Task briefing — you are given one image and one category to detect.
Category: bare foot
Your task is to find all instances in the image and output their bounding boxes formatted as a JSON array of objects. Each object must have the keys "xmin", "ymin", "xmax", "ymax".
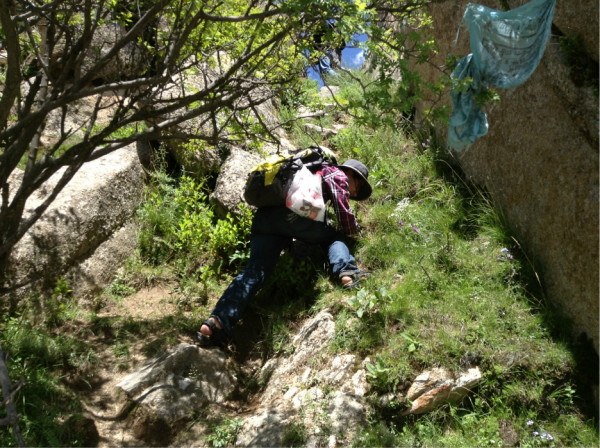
[
  {"xmin": 200, "ymin": 316, "xmax": 223, "ymax": 336},
  {"xmin": 341, "ymin": 276, "xmax": 352, "ymax": 286}
]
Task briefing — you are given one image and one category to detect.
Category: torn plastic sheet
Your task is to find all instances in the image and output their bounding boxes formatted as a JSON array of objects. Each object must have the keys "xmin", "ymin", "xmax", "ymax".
[{"xmin": 447, "ymin": 0, "xmax": 556, "ymax": 152}]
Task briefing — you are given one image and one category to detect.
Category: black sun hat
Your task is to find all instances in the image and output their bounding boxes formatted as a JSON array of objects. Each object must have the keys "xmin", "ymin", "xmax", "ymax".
[{"xmin": 339, "ymin": 159, "xmax": 373, "ymax": 201}]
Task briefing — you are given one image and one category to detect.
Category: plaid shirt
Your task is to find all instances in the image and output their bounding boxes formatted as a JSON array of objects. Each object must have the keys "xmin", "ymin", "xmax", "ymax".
[{"xmin": 320, "ymin": 165, "xmax": 360, "ymax": 236}]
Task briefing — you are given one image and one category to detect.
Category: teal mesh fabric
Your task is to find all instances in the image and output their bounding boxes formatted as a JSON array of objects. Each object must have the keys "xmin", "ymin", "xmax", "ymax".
[{"xmin": 447, "ymin": 0, "xmax": 556, "ymax": 151}]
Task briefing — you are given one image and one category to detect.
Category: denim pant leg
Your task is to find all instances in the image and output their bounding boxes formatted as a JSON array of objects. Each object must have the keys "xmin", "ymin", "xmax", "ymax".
[
  {"xmin": 328, "ymin": 239, "xmax": 359, "ymax": 279},
  {"xmin": 254, "ymin": 207, "xmax": 359, "ymax": 278},
  {"xmin": 211, "ymin": 232, "xmax": 290, "ymax": 335},
  {"xmin": 211, "ymin": 207, "xmax": 359, "ymax": 334}
]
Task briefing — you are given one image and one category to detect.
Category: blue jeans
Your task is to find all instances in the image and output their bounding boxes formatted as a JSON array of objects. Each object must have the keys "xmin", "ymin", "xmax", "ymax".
[{"xmin": 210, "ymin": 207, "xmax": 359, "ymax": 335}]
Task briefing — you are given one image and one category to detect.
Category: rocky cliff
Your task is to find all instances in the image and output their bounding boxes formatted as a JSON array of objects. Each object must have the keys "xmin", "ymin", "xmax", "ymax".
[{"xmin": 414, "ymin": 0, "xmax": 599, "ymax": 353}]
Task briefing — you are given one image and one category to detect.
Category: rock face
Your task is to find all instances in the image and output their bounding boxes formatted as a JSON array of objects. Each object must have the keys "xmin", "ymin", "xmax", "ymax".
[
  {"xmin": 236, "ymin": 310, "xmax": 369, "ymax": 447},
  {"xmin": 145, "ymin": 69, "xmax": 284, "ymax": 179},
  {"xmin": 117, "ymin": 344, "xmax": 237, "ymax": 419},
  {"xmin": 414, "ymin": 0, "xmax": 599, "ymax": 352},
  {"xmin": 110, "ymin": 310, "xmax": 369, "ymax": 447},
  {"xmin": 209, "ymin": 147, "xmax": 264, "ymax": 218},
  {"xmin": 6, "ymin": 144, "xmax": 146, "ymax": 306},
  {"xmin": 41, "ymin": 94, "xmax": 123, "ymax": 150},
  {"xmin": 116, "ymin": 344, "xmax": 237, "ymax": 446},
  {"xmin": 68, "ymin": 221, "xmax": 140, "ymax": 304}
]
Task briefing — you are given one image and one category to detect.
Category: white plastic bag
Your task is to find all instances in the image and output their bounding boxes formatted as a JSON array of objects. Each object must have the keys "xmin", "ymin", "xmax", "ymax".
[{"xmin": 285, "ymin": 166, "xmax": 325, "ymax": 221}]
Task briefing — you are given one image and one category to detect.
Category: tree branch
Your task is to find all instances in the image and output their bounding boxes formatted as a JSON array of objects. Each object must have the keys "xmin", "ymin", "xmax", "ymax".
[
  {"xmin": 0, "ymin": 0, "xmax": 22, "ymax": 129},
  {"xmin": 197, "ymin": 7, "xmax": 281, "ymax": 23},
  {"xmin": 0, "ymin": 344, "xmax": 25, "ymax": 447}
]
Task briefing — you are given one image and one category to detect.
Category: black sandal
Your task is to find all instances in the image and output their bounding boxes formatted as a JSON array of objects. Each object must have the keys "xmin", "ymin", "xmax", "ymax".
[
  {"xmin": 196, "ymin": 317, "xmax": 229, "ymax": 348},
  {"xmin": 341, "ymin": 271, "xmax": 371, "ymax": 289}
]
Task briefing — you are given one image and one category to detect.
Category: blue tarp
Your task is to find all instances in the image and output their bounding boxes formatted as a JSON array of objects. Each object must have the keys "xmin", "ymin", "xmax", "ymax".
[{"xmin": 447, "ymin": 0, "xmax": 556, "ymax": 152}]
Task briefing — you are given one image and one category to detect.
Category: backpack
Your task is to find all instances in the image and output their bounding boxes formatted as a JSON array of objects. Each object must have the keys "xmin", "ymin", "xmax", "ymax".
[{"xmin": 243, "ymin": 146, "xmax": 337, "ymax": 208}]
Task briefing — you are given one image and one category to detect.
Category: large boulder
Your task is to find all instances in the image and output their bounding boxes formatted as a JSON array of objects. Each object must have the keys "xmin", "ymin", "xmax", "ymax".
[
  {"xmin": 142, "ymin": 67, "xmax": 223, "ymax": 178},
  {"xmin": 5, "ymin": 144, "xmax": 146, "ymax": 307},
  {"xmin": 144, "ymin": 70, "xmax": 285, "ymax": 179},
  {"xmin": 413, "ymin": 0, "xmax": 599, "ymax": 353},
  {"xmin": 106, "ymin": 311, "xmax": 368, "ymax": 447},
  {"xmin": 82, "ymin": 22, "xmax": 147, "ymax": 83},
  {"xmin": 44, "ymin": 21, "xmax": 147, "ymax": 83},
  {"xmin": 209, "ymin": 147, "xmax": 264, "ymax": 218},
  {"xmin": 68, "ymin": 221, "xmax": 140, "ymax": 304},
  {"xmin": 41, "ymin": 93, "xmax": 123, "ymax": 150},
  {"xmin": 116, "ymin": 344, "xmax": 237, "ymax": 447},
  {"xmin": 117, "ymin": 343, "xmax": 236, "ymax": 417}
]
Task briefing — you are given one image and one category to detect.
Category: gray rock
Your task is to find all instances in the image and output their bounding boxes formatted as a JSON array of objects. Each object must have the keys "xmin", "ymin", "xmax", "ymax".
[
  {"xmin": 238, "ymin": 310, "xmax": 369, "ymax": 446},
  {"xmin": 303, "ymin": 122, "xmax": 338, "ymax": 139},
  {"xmin": 46, "ymin": 21, "xmax": 145, "ymax": 83},
  {"xmin": 319, "ymin": 85, "xmax": 341, "ymax": 101},
  {"xmin": 209, "ymin": 147, "xmax": 264, "ymax": 218},
  {"xmin": 41, "ymin": 93, "xmax": 121, "ymax": 150},
  {"xmin": 405, "ymin": 367, "xmax": 454, "ymax": 401},
  {"xmin": 142, "ymin": 68, "xmax": 222, "ymax": 177},
  {"xmin": 234, "ymin": 409, "xmax": 290, "ymax": 447},
  {"xmin": 254, "ymin": 97, "xmax": 288, "ymax": 139},
  {"xmin": 83, "ymin": 22, "xmax": 146, "ymax": 82},
  {"xmin": 69, "ymin": 220, "xmax": 139, "ymax": 305},
  {"xmin": 117, "ymin": 343, "xmax": 236, "ymax": 422},
  {"xmin": 261, "ymin": 136, "xmax": 297, "ymax": 155},
  {"xmin": 414, "ymin": 0, "xmax": 599, "ymax": 353},
  {"xmin": 328, "ymin": 391, "xmax": 366, "ymax": 433},
  {"xmin": 145, "ymin": 73, "xmax": 284, "ymax": 178},
  {"xmin": 6, "ymin": 144, "xmax": 145, "ymax": 306},
  {"xmin": 403, "ymin": 367, "xmax": 482, "ymax": 415}
]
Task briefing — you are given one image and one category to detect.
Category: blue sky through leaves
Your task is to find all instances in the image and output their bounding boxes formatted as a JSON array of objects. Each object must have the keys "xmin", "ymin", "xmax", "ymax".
[{"xmin": 307, "ymin": 33, "xmax": 367, "ymax": 88}]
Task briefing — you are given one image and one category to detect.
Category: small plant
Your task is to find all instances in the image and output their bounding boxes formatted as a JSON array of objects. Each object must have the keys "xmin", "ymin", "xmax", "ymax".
[
  {"xmin": 107, "ymin": 274, "xmax": 136, "ymax": 298},
  {"xmin": 474, "ymin": 86, "xmax": 501, "ymax": 107},
  {"xmin": 206, "ymin": 417, "xmax": 243, "ymax": 447},
  {"xmin": 523, "ymin": 419, "xmax": 555, "ymax": 447},
  {"xmin": 47, "ymin": 277, "xmax": 74, "ymax": 326},
  {"xmin": 400, "ymin": 332, "xmax": 420, "ymax": 353},
  {"xmin": 209, "ymin": 204, "xmax": 253, "ymax": 266},
  {"xmin": 346, "ymin": 289, "xmax": 376, "ymax": 318},
  {"xmin": 279, "ymin": 77, "xmax": 321, "ymax": 110},
  {"xmin": 52, "ymin": 276, "xmax": 72, "ymax": 298},
  {"xmin": 346, "ymin": 287, "xmax": 389, "ymax": 318},
  {"xmin": 365, "ymin": 354, "xmax": 390, "ymax": 391},
  {"xmin": 111, "ymin": 329, "xmax": 131, "ymax": 370},
  {"xmin": 137, "ymin": 171, "xmax": 253, "ymax": 281},
  {"xmin": 280, "ymin": 422, "xmax": 308, "ymax": 447}
]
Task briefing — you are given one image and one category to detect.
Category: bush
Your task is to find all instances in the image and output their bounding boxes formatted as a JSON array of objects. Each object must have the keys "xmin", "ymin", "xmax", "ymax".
[{"xmin": 137, "ymin": 173, "xmax": 253, "ymax": 278}]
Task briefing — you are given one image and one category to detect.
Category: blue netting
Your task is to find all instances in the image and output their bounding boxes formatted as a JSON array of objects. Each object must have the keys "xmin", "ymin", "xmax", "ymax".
[{"xmin": 447, "ymin": 0, "xmax": 556, "ymax": 152}]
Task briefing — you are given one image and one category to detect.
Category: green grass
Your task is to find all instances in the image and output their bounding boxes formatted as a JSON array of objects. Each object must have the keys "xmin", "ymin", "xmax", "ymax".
[
  {"xmin": 0, "ymin": 315, "xmax": 97, "ymax": 446},
  {"xmin": 319, "ymin": 118, "xmax": 597, "ymax": 446}
]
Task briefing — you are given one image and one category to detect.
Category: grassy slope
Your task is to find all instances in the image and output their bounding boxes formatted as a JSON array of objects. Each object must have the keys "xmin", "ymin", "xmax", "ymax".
[
  {"xmin": 0, "ymin": 77, "xmax": 597, "ymax": 447},
  {"xmin": 321, "ymin": 121, "xmax": 598, "ymax": 447},
  {"xmin": 266, "ymin": 78, "xmax": 598, "ymax": 446}
]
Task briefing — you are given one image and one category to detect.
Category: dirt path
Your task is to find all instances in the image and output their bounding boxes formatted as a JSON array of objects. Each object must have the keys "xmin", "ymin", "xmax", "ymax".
[
  {"xmin": 79, "ymin": 285, "xmax": 185, "ymax": 447},
  {"xmin": 76, "ymin": 282, "xmax": 280, "ymax": 446}
]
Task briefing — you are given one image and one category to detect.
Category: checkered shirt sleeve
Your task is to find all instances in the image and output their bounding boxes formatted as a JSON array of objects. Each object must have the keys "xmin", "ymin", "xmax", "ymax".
[{"xmin": 320, "ymin": 165, "xmax": 360, "ymax": 236}]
